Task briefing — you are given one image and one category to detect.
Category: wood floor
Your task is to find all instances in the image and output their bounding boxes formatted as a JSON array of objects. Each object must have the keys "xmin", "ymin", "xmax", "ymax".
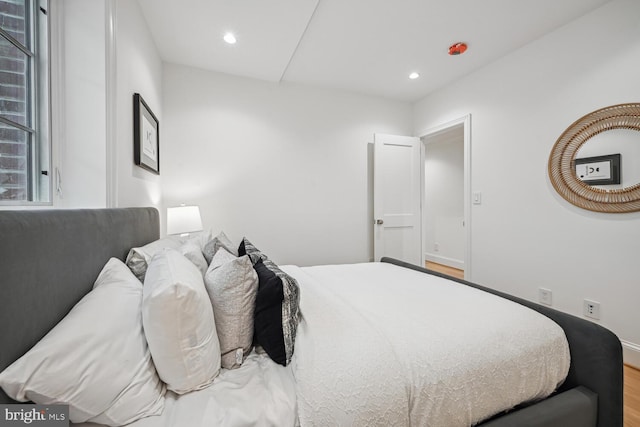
[
  {"xmin": 425, "ymin": 261, "xmax": 465, "ymax": 280},
  {"xmin": 425, "ymin": 261, "xmax": 640, "ymax": 426},
  {"xmin": 626, "ymin": 364, "xmax": 640, "ymax": 427}
]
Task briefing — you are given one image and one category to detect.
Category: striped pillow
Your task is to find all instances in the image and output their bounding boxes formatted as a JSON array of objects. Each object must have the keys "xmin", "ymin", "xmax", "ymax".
[{"xmin": 238, "ymin": 238, "xmax": 300, "ymax": 366}]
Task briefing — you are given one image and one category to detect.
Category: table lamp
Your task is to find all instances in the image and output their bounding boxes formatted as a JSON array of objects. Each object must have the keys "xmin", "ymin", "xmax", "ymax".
[{"xmin": 167, "ymin": 205, "xmax": 203, "ymax": 237}]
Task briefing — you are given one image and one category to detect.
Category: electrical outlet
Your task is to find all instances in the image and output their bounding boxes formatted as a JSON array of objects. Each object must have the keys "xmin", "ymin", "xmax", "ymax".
[
  {"xmin": 539, "ymin": 288, "xmax": 552, "ymax": 305},
  {"xmin": 538, "ymin": 288, "xmax": 552, "ymax": 306},
  {"xmin": 434, "ymin": 242, "xmax": 439, "ymax": 252},
  {"xmin": 584, "ymin": 299, "xmax": 601, "ymax": 320}
]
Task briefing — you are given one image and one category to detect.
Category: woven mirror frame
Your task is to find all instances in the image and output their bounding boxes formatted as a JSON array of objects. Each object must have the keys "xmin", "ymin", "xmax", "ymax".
[{"xmin": 548, "ymin": 103, "xmax": 640, "ymax": 213}]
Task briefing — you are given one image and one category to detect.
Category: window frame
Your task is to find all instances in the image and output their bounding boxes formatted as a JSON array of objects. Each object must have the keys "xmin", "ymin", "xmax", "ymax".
[{"xmin": 0, "ymin": 0, "xmax": 50, "ymax": 206}]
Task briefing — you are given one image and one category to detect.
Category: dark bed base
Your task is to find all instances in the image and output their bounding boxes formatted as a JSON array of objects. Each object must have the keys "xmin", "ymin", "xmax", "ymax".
[
  {"xmin": 0, "ymin": 208, "xmax": 623, "ymax": 427},
  {"xmin": 382, "ymin": 258, "xmax": 623, "ymax": 427}
]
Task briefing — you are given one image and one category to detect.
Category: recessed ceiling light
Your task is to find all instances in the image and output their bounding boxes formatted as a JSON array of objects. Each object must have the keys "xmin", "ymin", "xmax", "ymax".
[
  {"xmin": 409, "ymin": 72, "xmax": 420, "ymax": 80},
  {"xmin": 223, "ymin": 33, "xmax": 237, "ymax": 44}
]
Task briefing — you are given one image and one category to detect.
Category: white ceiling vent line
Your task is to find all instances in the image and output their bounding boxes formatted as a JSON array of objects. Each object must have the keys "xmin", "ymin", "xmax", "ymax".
[{"xmin": 278, "ymin": 0, "xmax": 321, "ymax": 83}]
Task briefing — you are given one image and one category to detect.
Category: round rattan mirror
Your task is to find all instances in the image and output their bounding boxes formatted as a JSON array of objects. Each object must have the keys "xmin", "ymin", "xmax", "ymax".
[{"xmin": 548, "ymin": 103, "xmax": 640, "ymax": 213}]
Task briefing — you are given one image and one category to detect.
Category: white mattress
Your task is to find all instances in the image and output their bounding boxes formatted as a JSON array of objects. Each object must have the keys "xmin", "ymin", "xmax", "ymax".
[
  {"xmin": 283, "ymin": 262, "xmax": 570, "ymax": 427},
  {"xmin": 73, "ymin": 350, "xmax": 297, "ymax": 427}
]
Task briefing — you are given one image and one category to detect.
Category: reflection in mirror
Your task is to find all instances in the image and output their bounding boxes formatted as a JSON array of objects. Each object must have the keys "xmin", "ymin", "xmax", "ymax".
[
  {"xmin": 576, "ymin": 129, "xmax": 640, "ymax": 190},
  {"xmin": 548, "ymin": 103, "xmax": 640, "ymax": 213}
]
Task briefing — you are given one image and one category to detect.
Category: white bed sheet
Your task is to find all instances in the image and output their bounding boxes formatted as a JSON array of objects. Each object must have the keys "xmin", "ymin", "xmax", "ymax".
[
  {"xmin": 283, "ymin": 262, "xmax": 570, "ymax": 427},
  {"xmin": 73, "ymin": 350, "xmax": 297, "ymax": 427}
]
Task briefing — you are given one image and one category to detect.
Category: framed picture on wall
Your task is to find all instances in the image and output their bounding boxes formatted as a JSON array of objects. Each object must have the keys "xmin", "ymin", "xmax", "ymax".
[{"xmin": 133, "ymin": 93, "xmax": 160, "ymax": 174}]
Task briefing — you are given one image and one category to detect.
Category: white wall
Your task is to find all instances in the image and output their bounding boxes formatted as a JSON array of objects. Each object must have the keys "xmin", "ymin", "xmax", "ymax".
[
  {"xmin": 162, "ymin": 63, "xmax": 412, "ymax": 265},
  {"xmin": 114, "ymin": 0, "xmax": 162, "ymax": 212},
  {"xmin": 413, "ymin": 0, "xmax": 640, "ymax": 364},
  {"xmin": 423, "ymin": 127, "xmax": 465, "ymax": 268},
  {"xmin": 52, "ymin": 0, "xmax": 106, "ymax": 208},
  {"xmin": 47, "ymin": 0, "xmax": 163, "ymax": 212}
]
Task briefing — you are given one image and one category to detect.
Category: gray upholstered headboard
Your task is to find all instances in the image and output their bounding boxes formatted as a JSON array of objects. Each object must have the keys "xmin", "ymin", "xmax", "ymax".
[{"xmin": 0, "ymin": 208, "xmax": 160, "ymax": 403}]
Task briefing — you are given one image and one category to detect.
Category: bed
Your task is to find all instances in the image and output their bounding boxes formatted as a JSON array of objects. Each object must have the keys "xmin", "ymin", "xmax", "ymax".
[{"xmin": 0, "ymin": 208, "xmax": 623, "ymax": 426}]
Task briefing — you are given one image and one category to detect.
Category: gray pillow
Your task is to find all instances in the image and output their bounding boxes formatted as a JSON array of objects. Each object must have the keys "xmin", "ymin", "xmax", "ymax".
[
  {"xmin": 126, "ymin": 237, "xmax": 209, "ymax": 282},
  {"xmin": 125, "ymin": 237, "xmax": 183, "ymax": 282},
  {"xmin": 204, "ymin": 249, "xmax": 258, "ymax": 369},
  {"xmin": 203, "ymin": 231, "xmax": 238, "ymax": 264},
  {"xmin": 178, "ymin": 242, "xmax": 208, "ymax": 277}
]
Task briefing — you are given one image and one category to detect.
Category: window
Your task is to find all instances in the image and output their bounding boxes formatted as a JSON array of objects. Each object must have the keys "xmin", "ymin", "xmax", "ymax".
[{"xmin": 0, "ymin": 0, "xmax": 49, "ymax": 203}]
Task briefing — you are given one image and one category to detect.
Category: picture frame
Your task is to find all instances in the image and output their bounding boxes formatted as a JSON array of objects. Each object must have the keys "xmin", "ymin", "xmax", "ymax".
[
  {"xmin": 574, "ymin": 153, "xmax": 621, "ymax": 186},
  {"xmin": 133, "ymin": 93, "xmax": 160, "ymax": 174}
]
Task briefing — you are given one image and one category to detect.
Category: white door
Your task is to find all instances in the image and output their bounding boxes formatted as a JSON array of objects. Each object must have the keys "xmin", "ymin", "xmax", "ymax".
[{"xmin": 373, "ymin": 134, "xmax": 422, "ymax": 266}]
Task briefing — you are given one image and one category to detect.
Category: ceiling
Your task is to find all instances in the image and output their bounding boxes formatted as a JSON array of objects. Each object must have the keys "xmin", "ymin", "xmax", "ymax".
[{"xmin": 137, "ymin": 0, "xmax": 611, "ymax": 102}]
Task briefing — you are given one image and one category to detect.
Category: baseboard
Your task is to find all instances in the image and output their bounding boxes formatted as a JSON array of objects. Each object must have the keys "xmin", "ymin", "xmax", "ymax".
[
  {"xmin": 621, "ymin": 339, "xmax": 640, "ymax": 369},
  {"xmin": 424, "ymin": 253, "xmax": 464, "ymax": 270}
]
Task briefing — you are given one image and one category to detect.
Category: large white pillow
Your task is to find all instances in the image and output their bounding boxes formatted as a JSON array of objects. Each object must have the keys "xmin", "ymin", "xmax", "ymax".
[
  {"xmin": 0, "ymin": 258, "xmax": 165, "ymax": 426},
  {"xmin": 143, "ymin": 248, "xmax": 221, "ymax": 394},
  {"xmin": 205, "ymin": 249, "xmax": 259, "ymax": 369}
]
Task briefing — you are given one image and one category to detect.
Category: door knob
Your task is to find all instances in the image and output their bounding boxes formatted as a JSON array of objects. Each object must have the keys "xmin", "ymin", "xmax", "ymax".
[{"xmin": 375, "ymin": 219, "xmax": 384, "ymax": 225}]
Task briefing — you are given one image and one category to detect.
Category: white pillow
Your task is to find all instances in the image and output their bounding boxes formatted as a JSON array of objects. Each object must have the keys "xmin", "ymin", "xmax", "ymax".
[
  {"xmin": 0, "ymin": 258, "xmax": 165, "ymax": 426},
  {"xmin": 126, "ymin": 236, "xmax": 183, "ymax": 282},
  {"xmin": 179, "ymin": 241, "xmax": 208, "ymax": 276},
  {"xmin": 143, "ymin": 248, "xmax": 221, "ymax": 394},
  {"xmin": 205, "ymin": 249, "xmax": 259, "ymax": 369}
]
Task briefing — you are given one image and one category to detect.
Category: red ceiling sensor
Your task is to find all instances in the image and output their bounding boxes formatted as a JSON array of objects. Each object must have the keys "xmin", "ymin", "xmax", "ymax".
[{"xmin": 448, "ymin": 42, "xmax": 468, "ymax": 56}]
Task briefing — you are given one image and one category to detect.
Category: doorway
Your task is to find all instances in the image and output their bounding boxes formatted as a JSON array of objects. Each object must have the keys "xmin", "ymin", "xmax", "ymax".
[{"xmin": 420, "ymin": 115, "xmax": 471, "ymax": 280}]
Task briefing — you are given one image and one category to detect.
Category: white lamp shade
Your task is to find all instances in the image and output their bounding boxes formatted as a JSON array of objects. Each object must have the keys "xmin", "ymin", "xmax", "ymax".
[{"xmin": 167, "ymin": 205, "xmax": 203, "ymax": 235}]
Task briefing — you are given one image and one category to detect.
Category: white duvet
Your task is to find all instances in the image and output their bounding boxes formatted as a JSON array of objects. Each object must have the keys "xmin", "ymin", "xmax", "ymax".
[
  {"xmin": 73, "ymin": 351, "xmax": 297, "ymax": 427},
  {"xmin": 283, "ymin": 262, "xmax": 570, "ymax": 427},
  {"xmin": 74, "ymin": 262, "xmax": 569, "ymax": 427}
]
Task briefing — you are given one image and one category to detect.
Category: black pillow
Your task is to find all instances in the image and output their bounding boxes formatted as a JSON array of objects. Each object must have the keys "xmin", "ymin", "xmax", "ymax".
[
  {"xmin": 239, "ymin": 238, "xmax": 300, "ymax": 366},
  {"xmin": 252, "ymin": 259, "xmax": 287, "ymax": 364}
]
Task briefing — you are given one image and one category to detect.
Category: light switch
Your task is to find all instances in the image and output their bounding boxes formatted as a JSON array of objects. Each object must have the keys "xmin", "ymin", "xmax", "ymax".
[{"xmin": 473, "ymin": 192, "xmax": 482, "ymax": 205}]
